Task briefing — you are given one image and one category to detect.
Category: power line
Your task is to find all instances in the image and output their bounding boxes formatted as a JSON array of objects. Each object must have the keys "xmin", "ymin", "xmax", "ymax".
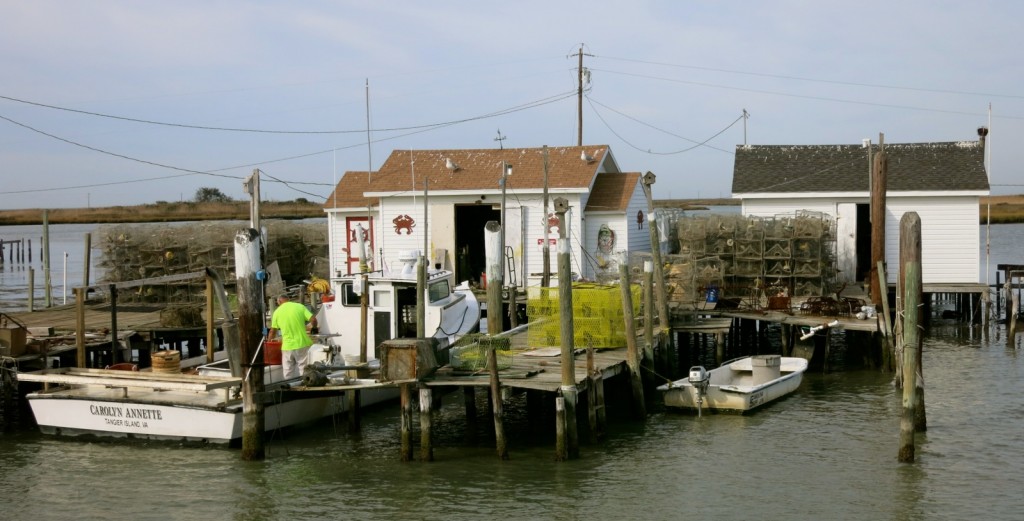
[
  {"xmin": 590, "ymin": 68, "xmax": 1023, "ymax": 120},
  {"xmin": 0, "ymin": 113, "xmax": 323, "ymax": 197},
  {"xmin": 0, "ymin": 89, "xmax": 577, "ymax": 134},
  {"xmin": 0, "ymin": 89, "xmax": 578, "ymax": 197},
  {"xmin": 586, "ymin": 96, "xmax": 739, "ymax": 154},
  {"xmin": 586, "ymin": 97, "xmax": 742, "ymax": 155},
  {"xmin": 597, "ymin": 55, "xmax": 1024, "ymax": 100}
]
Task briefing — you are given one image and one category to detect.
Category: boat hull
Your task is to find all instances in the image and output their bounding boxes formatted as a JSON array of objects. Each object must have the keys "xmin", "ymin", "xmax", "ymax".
[
  {"xmin": 25, "ymin": 384, "xmax": 395, "ymax": 444},
  {"xmin": 657, "ymin": 356, "xmax": 808, "ymax": 413}
]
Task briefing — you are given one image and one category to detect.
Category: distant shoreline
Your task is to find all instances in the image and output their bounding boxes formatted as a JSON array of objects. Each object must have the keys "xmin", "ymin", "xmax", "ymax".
[
  {"xmin": 0, "ymin": 201, "xmax": 325, "ymax": 226},
  {"xmin": 0, "ymin": 195, "xmax": 1022, "ymax": 225}
]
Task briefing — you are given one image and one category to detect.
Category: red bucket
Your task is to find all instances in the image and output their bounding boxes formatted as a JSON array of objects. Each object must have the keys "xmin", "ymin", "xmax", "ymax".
[{"xmin": 264, "ymin": 340, "xmax": 282, "ymax": 365}]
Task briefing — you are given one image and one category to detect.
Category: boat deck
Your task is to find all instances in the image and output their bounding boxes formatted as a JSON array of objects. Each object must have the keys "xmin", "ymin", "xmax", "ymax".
[{"xmin": 20, "ymin": 367, "xmax": 241, "ymax": 408}]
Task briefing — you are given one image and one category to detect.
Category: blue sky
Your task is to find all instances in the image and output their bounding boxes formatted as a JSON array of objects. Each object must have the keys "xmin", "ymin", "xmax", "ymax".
[{"xmin": 1, "ymin": 1, "xmax": 1020, "ymax": 209}]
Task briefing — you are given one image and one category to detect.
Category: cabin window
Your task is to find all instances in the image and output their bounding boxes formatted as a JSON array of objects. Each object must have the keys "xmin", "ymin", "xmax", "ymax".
[
  {"xmin": 341, "ymin": 283, "xmax": 361, "ymax": 306},
  {"xmin": 373, "ymin": 290, "xmax": 392, "ymax": 308},
  {"xmin": 428, "ymin": 280, "xmax": 450, "ymax": 302}
]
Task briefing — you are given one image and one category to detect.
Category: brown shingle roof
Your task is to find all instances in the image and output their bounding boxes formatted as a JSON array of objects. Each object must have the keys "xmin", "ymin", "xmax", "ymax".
[
  {"xmin": 323, "ymin": 146, "xmax": 614, "ymax": 209},
  {"xmin": 585, "ymin": 172, "xmax": 641, "ymax": 212},
  {"xmin": 732, "ymin": 141, "xmax": 989, "ymax": 194},
  {"xmin": 323, "ymin": 171, "xmax": 377, "ymax": 210}
]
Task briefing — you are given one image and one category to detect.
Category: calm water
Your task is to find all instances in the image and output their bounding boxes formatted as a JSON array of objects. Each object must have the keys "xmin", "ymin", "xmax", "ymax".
[{"xmin": 1, "ymin": 222, "xmax": 1022, "ymax": 520}]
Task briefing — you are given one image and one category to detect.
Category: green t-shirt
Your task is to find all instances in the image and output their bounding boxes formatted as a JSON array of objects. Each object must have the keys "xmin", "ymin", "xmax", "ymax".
[{"xmin": 271, "ymin": 301, "xmax": 313, "ymax": 351}]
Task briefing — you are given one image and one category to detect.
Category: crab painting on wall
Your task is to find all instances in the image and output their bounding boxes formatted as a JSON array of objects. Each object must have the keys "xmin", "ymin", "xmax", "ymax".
[{"xmin": 393, "ymin": 214, "xmax": 415, "ymax": 235}]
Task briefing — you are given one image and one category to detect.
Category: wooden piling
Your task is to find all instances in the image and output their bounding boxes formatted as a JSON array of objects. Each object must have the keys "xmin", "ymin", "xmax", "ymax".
[
  {"xmin": 1008, "ymin": 276, "xmax": 1018, "ymax": 347},
  {"xmin": 235, "ymin": 228, "xmax": 266, "ymax": 461},
  {"xmin": 400, "ymin": 383, "xmax": 413, "ymax": 461},
  {"xmin": 554, "ymin": 197, "xmax": 578, "ymax": 460},
  {"xmin": 205, "ymin": 276, "xmax": 216, "ymax": 363},
  {"xmin": 586, "ymin": 347, "xmax": 598, "ymax": 443},
  {"xmin": 485, "ymin": 221, "xmax": 504, "ymax": 335},
  {"xmin": 640, "ymin": 172, "xmax": 673, "ymax": 368},
  {"xmin": 488, "ymin": 346, "xmax": 509, "ymax": 460},
  {"xmin": 463, "ymin": 386, "xmax": 477, "ymax": 420},
  {"xmin": 75, "ymin": 287, "xmax": 85, "ymax": 368},
  {"xmin": 555, "ymin": 396, "xmax": 567, "ymax": 460},
  {"xmin": 43, "ymin": 211, "xmax": 52, "ymax": 308},
  {"xmin": 419, "ymin": 386, "xmax": 433, "ymax": 462},
  {"xmin": 870, "ymin": 134, "xmax": 887, "ymax": 310},
  {"xmin": 82, "ymin": 232, "xmax": 91, "ymax": 288},
  {"xmin": 109, "ymin": 283, "xmax": 119, "ymax": 365},
  {"xmin": 28, "ymin": 268, "xmax": 34, "ymax": 312},
  {"xmin": 877, "ymin": 260, "xmax": 895, "ymax": 372},
  {"xmin": 898, "ymin": 212, "xmax": 921, "ymax": 463},
  {"xmin": 617, "ymin": 252, "xmax": 645, "ymax": 418},
  {"xmin": 643, "ymin": 260, "xmax": 655, "ymax": 368},
  {"xmin": 1010, "ymin": 292, "xmax": 1019, "ymax": 347}
]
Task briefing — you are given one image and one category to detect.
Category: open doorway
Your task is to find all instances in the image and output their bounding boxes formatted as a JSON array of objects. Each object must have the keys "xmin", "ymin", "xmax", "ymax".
[
  {"xmin": 855, "ymin": 203, "xmax": 871, "ymax": 282},
  {"xmin": 455, "ymin": 204, "xmax": 500, "ymax": 285}
]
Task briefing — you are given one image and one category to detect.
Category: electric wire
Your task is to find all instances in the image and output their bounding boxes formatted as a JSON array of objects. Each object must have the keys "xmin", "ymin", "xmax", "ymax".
[
  {"xmin": 0, "ymin": 113, "xmax": 324, "ymax": 198},
  {"xmin": 586, "ymin": 96, "xmax": 741, "ymax": 155},
  {"xmin": 590, "ymin": 68, "xmax": 1020, "ymax": 120},
  {"xmin": 0, "ymin": 89, "xmax": 577, "ymax": 134},
  {"xmin": 0, "ymin": 90, "xmax": 577, "ymax": 197},
  {"xmin": 597, "ymin": 55, "xmax": 1024, "ymax": 100}
]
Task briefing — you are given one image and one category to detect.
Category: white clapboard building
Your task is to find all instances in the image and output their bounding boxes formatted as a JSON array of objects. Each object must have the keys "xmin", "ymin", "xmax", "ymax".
[
  {"xmin": 323, "ymin": 145, "xmax": 653, "ymax": 289},
  {"xmin": 731, "ymin": 132, "xmax": 990, "ymax": 288}
]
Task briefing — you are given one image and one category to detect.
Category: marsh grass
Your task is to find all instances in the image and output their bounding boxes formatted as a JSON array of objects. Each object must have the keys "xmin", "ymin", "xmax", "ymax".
[{"xmin": 0, "ymin": 201, "xmax": 324, "ymax": 225}]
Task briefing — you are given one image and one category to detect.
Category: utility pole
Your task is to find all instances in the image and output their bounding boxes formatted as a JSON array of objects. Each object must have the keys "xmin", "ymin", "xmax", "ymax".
[
  {"xmin": 574, "ymin": 45, "xmax": 593, "ymax": 146},
  {"xmin": 494, "ymin": 128, "xmax": 506, "ymax": 150},
  {"xmin": 742, "ymin": 109, "xmax": 749, "ymax": 147}
]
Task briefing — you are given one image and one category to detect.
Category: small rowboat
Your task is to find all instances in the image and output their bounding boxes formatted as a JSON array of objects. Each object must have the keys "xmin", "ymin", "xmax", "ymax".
[{"xmin": 656, "ymin": 355, "xmax": 808, "ymax": 414}]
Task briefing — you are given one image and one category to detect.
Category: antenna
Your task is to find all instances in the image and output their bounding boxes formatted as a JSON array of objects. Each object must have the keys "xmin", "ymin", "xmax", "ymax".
[
  {"xmin": 494, "ymin": 128, "xmax": 507, "ymax": 150},
  {"xmin": 365, "ymin": 79, "xmax": 372, "ymax": 184}
]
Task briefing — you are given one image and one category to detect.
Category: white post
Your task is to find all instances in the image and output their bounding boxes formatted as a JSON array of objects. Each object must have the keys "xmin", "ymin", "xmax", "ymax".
[{"xmin": 62, "ymin": 251, "xmax": 68, "ymax": 305}]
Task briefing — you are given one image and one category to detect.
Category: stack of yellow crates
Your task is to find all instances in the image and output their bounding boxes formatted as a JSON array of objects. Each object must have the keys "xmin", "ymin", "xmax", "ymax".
[{"xmin": 527, "ymin": 283, "xmax": 641, "ymax": 348}]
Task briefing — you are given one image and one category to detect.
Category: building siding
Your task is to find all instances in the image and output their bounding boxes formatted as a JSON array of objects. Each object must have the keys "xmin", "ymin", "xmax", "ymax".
[{"xmin": 740, "ymin": 195, "xmax": 980, "ymax": 285}]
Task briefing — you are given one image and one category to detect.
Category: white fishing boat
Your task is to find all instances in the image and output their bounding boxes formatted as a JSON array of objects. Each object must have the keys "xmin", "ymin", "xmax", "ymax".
[
  {"xmin": 656, "ymin": 355, "xmax": 808, "ymax": 413},
  {"xmin": 315, "ymin": 249, "xmax": 481, "ymax": 364},
  {"xmin": 19, "ymin": 252, "xmax": 479, "ymax": 444},
  {"xmin": 18, "ymin": 354, "xmax": 393, "ymax": 444}
]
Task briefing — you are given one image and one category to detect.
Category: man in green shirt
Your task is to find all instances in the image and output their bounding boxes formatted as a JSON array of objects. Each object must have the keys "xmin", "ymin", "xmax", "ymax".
[{"xmin": 268, "ymin": 292, "xmax": 317, "ymax": 379}]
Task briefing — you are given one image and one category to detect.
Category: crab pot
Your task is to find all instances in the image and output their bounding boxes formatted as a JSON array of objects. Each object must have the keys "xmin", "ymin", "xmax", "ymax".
[{"xmin": 751, "ymin": 354, "xmax": 781, "ymax": 385}]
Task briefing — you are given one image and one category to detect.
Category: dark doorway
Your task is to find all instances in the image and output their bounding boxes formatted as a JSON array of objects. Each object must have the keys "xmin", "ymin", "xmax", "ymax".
[
  {"xmin": 855, "ymin": 203, "xmax": 871, "ymax": 282},
  {"xmin": 455, "ymin": 204, "xmax": 500, "ymax": 285}
]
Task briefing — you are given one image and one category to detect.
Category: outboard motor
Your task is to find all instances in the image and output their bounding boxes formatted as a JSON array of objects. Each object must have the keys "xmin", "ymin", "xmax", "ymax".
[{"xmin": 688, "ymin": 366, "xmax": 710, "ymax": 417}]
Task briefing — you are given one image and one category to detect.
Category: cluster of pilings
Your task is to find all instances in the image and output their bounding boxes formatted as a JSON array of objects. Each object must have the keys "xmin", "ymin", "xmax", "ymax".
[{"xmin": 0, "ymin": 238, "xmax": 31, "ymax": 265}]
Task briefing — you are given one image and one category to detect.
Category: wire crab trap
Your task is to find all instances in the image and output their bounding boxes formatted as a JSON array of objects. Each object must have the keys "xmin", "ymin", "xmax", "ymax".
[{"xmin": 448, "ymin": 334, "xmax": 512, "ymax": 371}]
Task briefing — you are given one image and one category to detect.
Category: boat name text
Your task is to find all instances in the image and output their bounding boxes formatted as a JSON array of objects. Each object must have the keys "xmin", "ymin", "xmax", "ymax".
[{"xmin": 89, "ymin": 405, "xmax": 164, "ymax": 421}]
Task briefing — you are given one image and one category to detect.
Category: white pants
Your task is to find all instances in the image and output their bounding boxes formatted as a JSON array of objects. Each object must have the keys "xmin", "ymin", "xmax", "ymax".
[{"xmin": 282, "ymin": 345, "xmax": 311, "ymax": 379}]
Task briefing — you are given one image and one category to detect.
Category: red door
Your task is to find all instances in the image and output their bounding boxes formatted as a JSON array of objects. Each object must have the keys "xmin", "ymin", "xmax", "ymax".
[{"xmin": 345, "ymin": 217, "xmax": 374, "ymax": 275}]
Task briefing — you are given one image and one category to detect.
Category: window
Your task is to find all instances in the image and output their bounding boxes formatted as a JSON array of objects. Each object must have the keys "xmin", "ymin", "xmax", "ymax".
[
  {"xmin": 341, "ymin": 283, "xmax": 360, "ymax": 306},
  {"xmin": 428, "ymin": 280, "xmax": 450, "ymax": 302}
]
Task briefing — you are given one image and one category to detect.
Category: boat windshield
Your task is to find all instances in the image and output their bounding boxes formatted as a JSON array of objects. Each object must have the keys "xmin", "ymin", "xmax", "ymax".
[{"xmin": 428, "ymin": 280, "xmax": 450, "ymax": 302}]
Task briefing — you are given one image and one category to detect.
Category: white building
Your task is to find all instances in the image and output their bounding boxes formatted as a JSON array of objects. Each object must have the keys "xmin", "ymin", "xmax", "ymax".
[
  {"xmin": 731, "ymin": 133, "xmax": 990, "ymax": 287},
  {"xmin": 323, "ymin": 145, "xmax": 652, "ymax": 288}
]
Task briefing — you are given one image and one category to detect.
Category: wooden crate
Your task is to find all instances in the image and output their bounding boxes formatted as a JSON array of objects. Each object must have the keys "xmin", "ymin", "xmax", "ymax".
[
  {"xmin": 0, "ymin": 326, "xmax": 28, "ymax": 357},
  {"xmin": 380, "ymin": 338, "xmax": 438, "ymax": 382}
]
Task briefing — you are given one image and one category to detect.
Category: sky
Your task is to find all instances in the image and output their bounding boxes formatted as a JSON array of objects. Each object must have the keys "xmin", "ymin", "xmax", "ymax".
[{"xmin": 1, "ymin": 1, "xmax": 1021, "ymax": 210}]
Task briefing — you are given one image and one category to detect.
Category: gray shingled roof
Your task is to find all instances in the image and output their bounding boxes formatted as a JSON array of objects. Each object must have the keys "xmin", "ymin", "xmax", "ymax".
[{"xmin": 732, "ymin": 141, "xmax": 989, "ymax": 194}]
